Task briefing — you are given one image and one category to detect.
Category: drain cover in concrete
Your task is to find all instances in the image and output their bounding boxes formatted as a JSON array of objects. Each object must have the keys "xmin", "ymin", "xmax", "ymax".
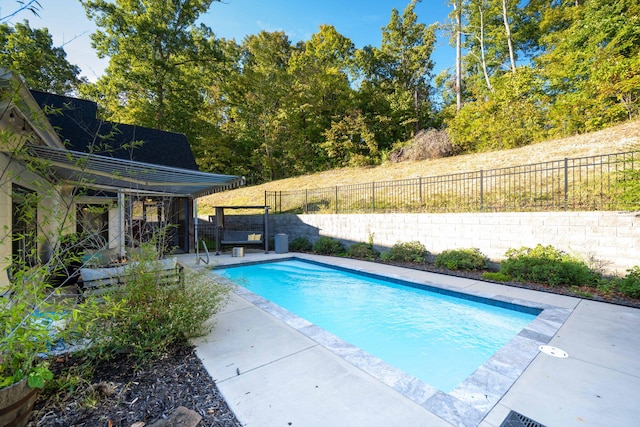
[
  {"xmin": 538, "ymin": 345, "xmax": 568, "ymax": 358},
  {"xmin": 500, "ymin": 410, "xmax": 546, "ymax": 427}
]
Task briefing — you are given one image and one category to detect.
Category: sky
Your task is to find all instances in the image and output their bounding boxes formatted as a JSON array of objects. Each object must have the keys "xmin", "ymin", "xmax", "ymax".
[{"xmin": 3, "ymin": 0, "xmax": 455, "ymax": 82}]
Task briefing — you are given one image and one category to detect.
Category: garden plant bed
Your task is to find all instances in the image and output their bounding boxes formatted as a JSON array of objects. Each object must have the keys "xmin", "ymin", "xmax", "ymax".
[
  {"xmin": 29, "ymin": 344, "xmax": 241, "ymax": 427},
  {"xmin": 379, "ymin": 259, "xmax": 640, "ymax": 309}
]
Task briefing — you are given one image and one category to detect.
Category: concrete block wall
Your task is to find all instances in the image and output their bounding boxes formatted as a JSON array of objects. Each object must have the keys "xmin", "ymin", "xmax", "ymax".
[{"xmin": 235, "ymin": 211, "xmax": 640, "ymax": 276}]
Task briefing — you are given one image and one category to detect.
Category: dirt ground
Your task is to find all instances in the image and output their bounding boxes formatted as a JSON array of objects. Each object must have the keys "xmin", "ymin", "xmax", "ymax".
[{"xmin": 29, "ymin": 344, "xmax": 242, "ymax": 427}]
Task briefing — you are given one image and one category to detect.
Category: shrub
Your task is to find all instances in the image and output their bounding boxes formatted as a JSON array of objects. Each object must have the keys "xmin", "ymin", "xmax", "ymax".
[
  {"xmin": 313, "ymin": 236, "xmax": 345, "ymax": 255},
  {"xmin": 289, "ymin": 237, "xmax": 313, "ymax": 252},
  {"xmin": 347, "ymin": 242, "xmax": 380, "ymax": 260},
  {"xmin": 435, "ymin": 248, "xmax": 487, "ymax": 271},
  {"xmin": 382, "ymin": 241, "xmax": 429, "ymax": 263},
  {"xmin": 482, "ymin": 271, "xmax": 511, "ymax": 282},
  {"xmin": 500, "ymin": 244, "xmax": 595, "ymax": 287},
  {"xmin": 616, "ymin": 266, "xmax": 640, "ymax": 298},
  {"xmin": 86, "ymin": 245, "xmax": 230, "ymax": 362}
]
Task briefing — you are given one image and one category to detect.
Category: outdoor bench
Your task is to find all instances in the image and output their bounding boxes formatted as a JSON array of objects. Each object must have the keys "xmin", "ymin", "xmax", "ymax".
[
  {"xmin": 79, "ymin": 258, "xmax": 183, "ymax": 297},
  {"xmin": 220, "ymin": 230, "xmax": 263, "ymax": 246}
]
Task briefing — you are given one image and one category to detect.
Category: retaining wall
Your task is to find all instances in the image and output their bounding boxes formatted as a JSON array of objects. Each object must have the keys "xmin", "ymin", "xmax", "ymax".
[{"xmin": 223, "ymin": 211, "xmax": 640, "ymax": 275}]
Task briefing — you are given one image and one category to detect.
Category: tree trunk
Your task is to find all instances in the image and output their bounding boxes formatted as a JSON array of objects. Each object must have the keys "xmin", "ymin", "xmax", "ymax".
[
  {"xmin": 455, "ymin": 0, "xmax": 462, "ymax": 111},
  {"xmin": 502, "ymin": 0, "xmax": 517, "ymax": 73},
  {"xmin": 478, "ymin": 5, "xmax": 493, "ymax": 91}
]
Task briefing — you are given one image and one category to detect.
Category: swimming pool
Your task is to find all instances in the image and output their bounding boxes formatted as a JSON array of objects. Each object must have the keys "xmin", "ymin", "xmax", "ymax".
[{"xmin": 215, "ymin": 259, "xmax": 539, "ymax": 392}]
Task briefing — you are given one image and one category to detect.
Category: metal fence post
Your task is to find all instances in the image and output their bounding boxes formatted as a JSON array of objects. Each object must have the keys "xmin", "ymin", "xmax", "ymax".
[
  {"xmin": 480, "ymin": 170, "xmax": 484, "ymax": 211},
  {"xmin": 564, "ymin": 158, "xmax": 569, "ymax": 211},
  {"xmin": 372, "ymin": 182, "xmax": 375, "ymax": 213},
  {"xmin": 419, "ymin": 177, "xmax": 423, "ymax": 210},
  {"xmin": 335, "ymin": 186, "xmax": 339, "ymax": 214}
]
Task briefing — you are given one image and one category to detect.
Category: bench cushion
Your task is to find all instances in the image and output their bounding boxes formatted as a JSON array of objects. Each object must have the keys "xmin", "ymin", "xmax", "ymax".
[{"xmin": 221, "ymin": 230, "xmax": 263, "ymax": 244}]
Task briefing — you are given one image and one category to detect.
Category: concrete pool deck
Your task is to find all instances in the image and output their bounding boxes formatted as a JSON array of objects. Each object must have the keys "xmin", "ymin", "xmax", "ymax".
[{"xmin": 179, "ymin": 251, "xmax": 640, "ymax": 427}]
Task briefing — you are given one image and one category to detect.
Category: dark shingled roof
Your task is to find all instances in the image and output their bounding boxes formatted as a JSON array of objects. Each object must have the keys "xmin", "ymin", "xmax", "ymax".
[{"xmin": 30, "ymin": 90, "xmax": 199, "ymax": 171}]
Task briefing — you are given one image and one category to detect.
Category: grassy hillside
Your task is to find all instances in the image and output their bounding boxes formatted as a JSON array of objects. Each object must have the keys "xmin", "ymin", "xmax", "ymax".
[{"xmin": 198, "ymin": 119, "xmax": 640, "ymax": 215}]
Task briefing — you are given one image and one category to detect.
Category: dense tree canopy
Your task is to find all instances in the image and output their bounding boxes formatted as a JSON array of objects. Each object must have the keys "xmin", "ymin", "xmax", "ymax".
[
  {"xmin": 0, "ymin": 20, "xmax": 82, "ymax": 94},
  {"xmin": 442, "ymin": 0, "xmax": 640, "ymax": 152},
  {"xmin": 1, "ymin": 0, "xmax": 638, "ymax": 182},
  {"xmin": 79, "ymin": 0, "xmax": 222, "ymax": 147}
]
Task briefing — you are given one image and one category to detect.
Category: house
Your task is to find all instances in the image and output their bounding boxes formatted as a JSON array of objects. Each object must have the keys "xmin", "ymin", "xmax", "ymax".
[{"xmin": 0, "ymin": 70, "xmax": 243, "ymax": 289}]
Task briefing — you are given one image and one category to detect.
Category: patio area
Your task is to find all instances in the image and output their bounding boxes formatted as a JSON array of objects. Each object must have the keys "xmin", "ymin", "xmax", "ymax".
[{"xmin": 177, "ymin": 251, "xmax": 640, "ymax": 427}]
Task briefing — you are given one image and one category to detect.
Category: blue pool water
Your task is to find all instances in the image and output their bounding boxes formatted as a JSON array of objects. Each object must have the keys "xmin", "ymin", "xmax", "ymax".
[{"xmin": 215, "ymin": 259, "xmax": 538, "ymax": 392}]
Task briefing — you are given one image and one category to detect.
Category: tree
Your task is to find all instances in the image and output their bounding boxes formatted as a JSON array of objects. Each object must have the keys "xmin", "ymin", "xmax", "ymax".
[
  {"xmin": 536, "ymin": 0, "xmax": 640, "ymax": 134},
  {"xmin": 223, "ymin": 31, "xmax": 295, "ymax": 181},
  {"xmin": 80, "ymin": 0, "xmax": 222, "ymax": 149},
  {"xmin": 288, "ymin": 25, "xmax": 357, "ymax": 170},
  {"xmin": 357, "ymin": 0, "xmax": 436, "ymax": 142},
  {"xmin": 0, "ymin": 20, "xmax": 83, "ymax": 94}
]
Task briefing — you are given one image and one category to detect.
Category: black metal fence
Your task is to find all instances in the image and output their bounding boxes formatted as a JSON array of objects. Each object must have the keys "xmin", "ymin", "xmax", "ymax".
[{"xmin": 265, "ymin": 151, "xmax": 639, "ymax": 214}]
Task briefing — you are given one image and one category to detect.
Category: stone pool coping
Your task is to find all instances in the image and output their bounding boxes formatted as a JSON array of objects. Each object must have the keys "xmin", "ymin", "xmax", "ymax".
[{"xmin": 208, "ymin": 255, "xmax": 569, "ymax": 426}]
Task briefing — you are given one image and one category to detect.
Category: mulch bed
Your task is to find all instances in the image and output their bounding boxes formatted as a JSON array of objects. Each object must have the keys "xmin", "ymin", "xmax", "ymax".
[
  {"xmin": 27, "ymin": 259, "xmax": 639, "ymax": 427},
  {"xmin": 379, "ymin": 260, "xmax": 640, "ymax": 309},
  {"xmin": 29, "ymin": 344, "xmax": 242, "ymax": 427}
]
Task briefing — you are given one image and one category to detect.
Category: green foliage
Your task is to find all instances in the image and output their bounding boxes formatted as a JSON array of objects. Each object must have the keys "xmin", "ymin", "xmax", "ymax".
[
  {"xmin": 482, "ymin": 271, "xmax": 511, "ymax": 282},
  {"xmin": 382, "ymin": 241, "xmax": 429, "ymax": 263},
  {"xmin": 81, "ymin": 0, "xmax": 221, "ymax": 152},
  {"xmin": 86, "ymin": 247, "xmax": 230, "ymax": 362},
  {"xmin": 289, "ymin": 237, "xmax": 313, "ymax": 252},
  {"xmin": 0, "ymin": 20, "xmax": 83, "ymax": 94},
  {"xmin": 536, "ymin": 0, "xmax": 640, "ymax": 135},
  {"xmin": 448, "ymin": 67, "xmax": 548, "ymax": 153},
  {"xmin": 347, "ymin": 242, "xmax": 380, "ymax": 260},
  {"xmin": 614, "ymin": 165, "xmax": 640, "ymax": 209},
  {"xmin": 0, "ymin": 265, "xmax": 104, "ymax": 389},
  {"xmin": 322, "ymin": 110, "xmax": 379, "ymax": 167},
  {"xmin": 435, "ymin": 248, "xmax": 487, "ymax": 271},
  {"xmin": 500, "ymin": 244, "xmax": 596, "ymax": 287},
  {"xmin": 615, "ymin": 266, "xmax": 640, "ymax": 298},
  {"xmin": 312, "ymin": 236, "xmax": 345, "ymax": 255}
]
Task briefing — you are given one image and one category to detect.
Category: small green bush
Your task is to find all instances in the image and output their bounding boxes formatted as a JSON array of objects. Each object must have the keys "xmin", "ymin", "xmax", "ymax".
[
  {"xmin": 289, "ymin": 237, "xmax": 313, "ymax": 252},
  {"xmin": 500, "ymin": 244, "xmax": 595, "ymax": 287},
  {"xmin": 435, "ymin": 248, "xmax": 487, "ymax": 271},
  {"xmin": 616, "ymin": 266, "xmax": 640, "ymax": 298},
  {"xmin": 482, "ymin": 271, "xmax": 511, "ymax": 282},
  {"xmin": 347, "ymin": 242, "xmax": 380, "ymax": 260},
  {"xmin": 381, "ymin": 241, "xmax": 429, "ymax": 263},
  {"xmin": 313, "ymin": 236, "xmax": 345, "ymax": 255}
]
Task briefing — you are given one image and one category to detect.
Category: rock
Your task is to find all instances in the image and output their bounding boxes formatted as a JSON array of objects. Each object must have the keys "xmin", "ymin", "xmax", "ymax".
[{"xmin": 147, "ymin": 406, "xmax": 202, "ymax": 427}]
